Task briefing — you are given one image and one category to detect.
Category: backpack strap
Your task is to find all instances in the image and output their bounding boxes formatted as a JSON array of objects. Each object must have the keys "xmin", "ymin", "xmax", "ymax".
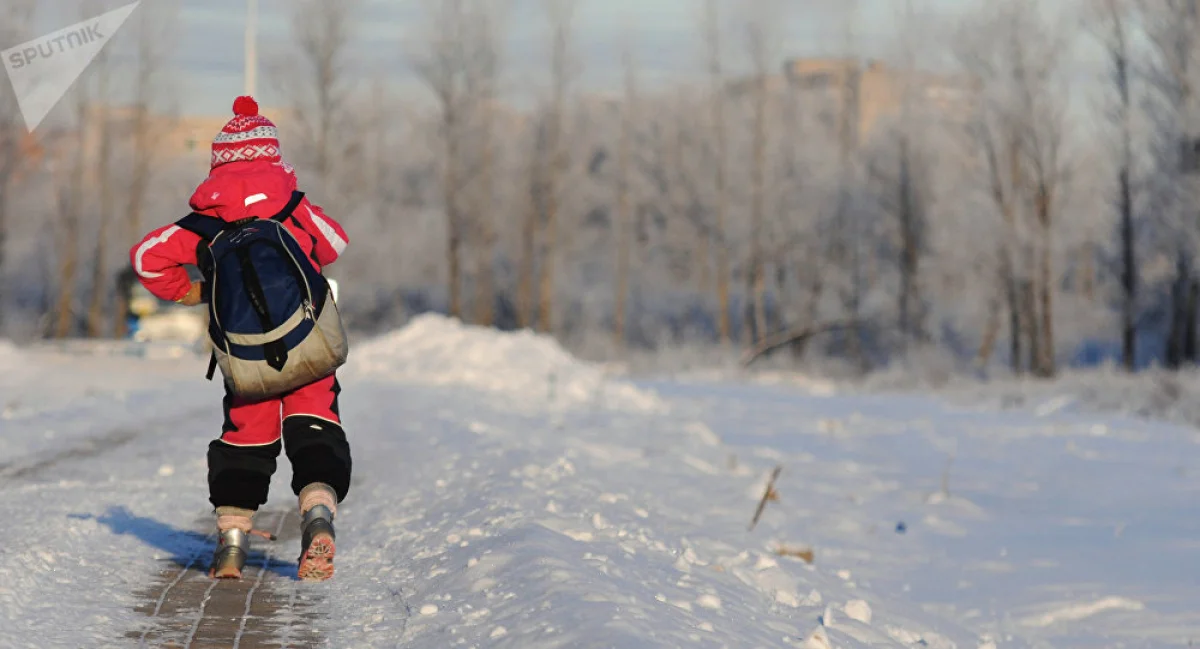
[
  {"xmin": 174, "ymin": 190, "xmax": 304, "ymax": 240},
  {"xmin": 269, "ymin": 191, "xmax": 305, "ymax": 222},
  {"xmin": 174, "ymin": 212, "xmax": 227, "ymax": 243}
]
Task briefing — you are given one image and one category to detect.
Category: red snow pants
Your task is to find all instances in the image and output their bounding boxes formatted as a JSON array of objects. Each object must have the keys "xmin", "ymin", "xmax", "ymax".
[{"xmin": 207, "ymin": 374, "xmax": 352, "ymax": 511}]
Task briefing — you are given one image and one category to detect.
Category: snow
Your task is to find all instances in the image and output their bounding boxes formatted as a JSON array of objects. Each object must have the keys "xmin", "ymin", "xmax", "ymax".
[
  {"xmin": 0, "ymin": 318, "xmax": 1197, "ymax": 647},
  {"xmin": 344, "ymin": 313, "xmax": 666, "ymax": 414},
  {"xmin": 1019, "ymin": 597, "xmax": 1146, "ymax": 629}
]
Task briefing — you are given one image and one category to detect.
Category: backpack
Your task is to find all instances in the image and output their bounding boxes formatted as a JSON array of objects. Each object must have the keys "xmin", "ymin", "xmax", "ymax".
[{"xmin": 174, "ymin": 190, "xmax": 349, "ymax": 400}]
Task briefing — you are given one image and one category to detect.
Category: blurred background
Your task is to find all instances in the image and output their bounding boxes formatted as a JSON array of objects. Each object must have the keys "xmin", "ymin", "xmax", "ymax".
[{"xmin": 0, "ymin": 0, "xmax": 1191, "ymax": 379}]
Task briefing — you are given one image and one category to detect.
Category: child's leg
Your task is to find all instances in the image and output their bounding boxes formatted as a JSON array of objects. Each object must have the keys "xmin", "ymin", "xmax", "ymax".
[
  {"xmin": 280, "ymin": 374, "xmax": 351, "ymax": 506},
  {"xmin": 207, "ymin": 390, "xmax": 283, "ymax": 579},
  {"xmin": 207, "ymin": 390, "xmax": 284, "ymax": 512}
]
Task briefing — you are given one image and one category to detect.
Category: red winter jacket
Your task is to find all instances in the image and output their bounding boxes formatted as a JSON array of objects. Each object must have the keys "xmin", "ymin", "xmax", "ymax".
[{"xmin": 129, "ymin": 160, "xmax": 348, "ymax": 303}]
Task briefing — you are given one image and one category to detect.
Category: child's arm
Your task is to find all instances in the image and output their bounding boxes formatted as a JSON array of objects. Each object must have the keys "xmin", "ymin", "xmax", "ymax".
[
  {"xmin": 128, "ymin": 223, "xmax": 203, "ymax": 303},
  {"xmin": 293, "ymin": 198, "xmax": 349, "ymax": 267}
]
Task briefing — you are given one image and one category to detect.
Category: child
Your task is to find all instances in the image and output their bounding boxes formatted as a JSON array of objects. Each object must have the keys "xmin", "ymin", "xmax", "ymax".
[{"xmin": 129, "ymin": 96, "xmax": 351, "ymax": 581}]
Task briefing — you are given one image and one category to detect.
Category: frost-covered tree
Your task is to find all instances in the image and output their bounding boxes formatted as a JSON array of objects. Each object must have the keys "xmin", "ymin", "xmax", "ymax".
[
  {"xmin": 0, "ymin": 0, "xmax": 36, "ymax": 330},
  {"xmin": 953, "ymin": 0, "xmax": 1074, "ymax": 377}
]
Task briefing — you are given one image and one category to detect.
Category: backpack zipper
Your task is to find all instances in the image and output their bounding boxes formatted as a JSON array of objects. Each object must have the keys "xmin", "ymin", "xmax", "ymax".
[{"xmin": 276, "ymin": 224, "xmax": 315, "ymax": 307}]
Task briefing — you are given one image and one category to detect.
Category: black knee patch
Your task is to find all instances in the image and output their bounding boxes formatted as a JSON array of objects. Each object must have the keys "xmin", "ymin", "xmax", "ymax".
[
  {"xmin": 282, "ymin": 416, "xmax": 352, "ymax": 501},
  {"xmin": 207, "ymin": 439, "xmax": 282, "ymax": 510}
]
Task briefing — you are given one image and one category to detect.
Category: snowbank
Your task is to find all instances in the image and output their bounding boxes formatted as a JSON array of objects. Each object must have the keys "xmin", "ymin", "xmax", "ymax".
[
  {"xmin": 0, "ymin": 339, "xmax": 21, "ymax": 363},
  {"xmin": 860, "ymin": 363, "xmax": 1200, "ymax": 430},
  {"xmin": 726, "ymin": 353, "xmax": 1200, "ymax": 432},
  {"xmin": 345, "ymin": 314, "xmax": 666, "ymax": 413}
]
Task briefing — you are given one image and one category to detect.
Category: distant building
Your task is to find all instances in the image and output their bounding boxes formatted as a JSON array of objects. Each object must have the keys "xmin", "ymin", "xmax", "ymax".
[
  {"xmin": 726, "ymin": 57, "xmax": 975, "ymax": 148},
  {"xmin": 77, "ymin": 104, "xmax": 296, "ymax": 174}
]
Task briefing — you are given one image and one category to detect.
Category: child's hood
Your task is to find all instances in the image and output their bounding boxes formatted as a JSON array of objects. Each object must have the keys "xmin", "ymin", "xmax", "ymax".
[{"xmin": 188, "ymin": 159, "xmax": 299, "ymax": 222}]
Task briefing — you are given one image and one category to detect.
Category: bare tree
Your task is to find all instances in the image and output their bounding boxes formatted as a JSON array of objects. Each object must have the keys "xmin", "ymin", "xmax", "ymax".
[
  {"xmin": 743, "ymin": 5, "xmax": 772, "ymax": 345},
  {"xmin": 894, "ymin": 0, "xmax": 930, "ymax": 346},
  {"xmin": 702, "ymin": 0, "xmax": 732, "ymax": 346},
  {"xmin": 464, "ymin": 3, "xmax": 507, "ymax": 327},
  {"xmin": 1140, "ymin": 0, "xmax": 1200, "ymax": 368},
  {"xmin": 1093, "ymin": 0, "xmax": 1139, "ymax": 370},
  {"xmin": 834, "ymin": 0, "xmax": 867, "ymax": 368},
  {"xmin": 112, "ymin": 2, "xmax": 177, "ymax": 338},
  {"xmin": 0, "ymin": 0, "xmax": 36, "ymax": 331},
  {"xmin": 50, "ymin": 74, "xmax": 94, "ymax": 338},
  {"xmin": 411, "ymin": 0, "xmax": 508, "ymax": 322},
  {"xmin": 517, "ymin": 137, "xmax": 538, "ymax": 329},
  {"xmin": 535, "ymin": 0, "xmax": 579, "ymax": 335},
  {"xmin": 612, "ymin": 28, "xmax": 637, "ymax": 347},
  {"xmin": 412, "ymin": 0, "xmax": 468, "ymax": 319},
  {"xmin": 285, "ymin": 0, "xmax": 359, "ymax": 195},
  {"xmin": 957, "ymin": 0, "xmax": 1070, "ymax": 377},
  {"xmin": 85, "ymin": 42, "xmax": 114, "ymax": 338}
]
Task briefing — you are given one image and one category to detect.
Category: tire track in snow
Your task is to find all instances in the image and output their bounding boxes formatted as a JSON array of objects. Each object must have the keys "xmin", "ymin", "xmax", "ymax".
[
  {"xmin": 0, "ymin": 406, "xmax": 209, "ymax": 483},
  {"xmin": 0, "ymin": 428, "xmax": 139, "ymax": 481},
  {"xmin": 129, "ymin": 509, "xmax": 325, "ymax": 648}
]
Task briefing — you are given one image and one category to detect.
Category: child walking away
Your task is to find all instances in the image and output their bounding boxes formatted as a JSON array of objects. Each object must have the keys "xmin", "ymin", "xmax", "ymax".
[{"xmin": 129, "ymin": 96, "xmax": 352, "ymax": 581}]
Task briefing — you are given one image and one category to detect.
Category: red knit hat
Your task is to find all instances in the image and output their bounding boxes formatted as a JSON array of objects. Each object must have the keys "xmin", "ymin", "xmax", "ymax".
[{"xmin": 210, "ymin": 96, "xmax": 281, "ymax": 169}]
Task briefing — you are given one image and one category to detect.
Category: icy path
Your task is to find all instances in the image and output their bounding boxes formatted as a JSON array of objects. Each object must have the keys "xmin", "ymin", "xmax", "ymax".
[{"xmin": 0, "ymin": 333, "xmax": 1196, "ymax": 647}]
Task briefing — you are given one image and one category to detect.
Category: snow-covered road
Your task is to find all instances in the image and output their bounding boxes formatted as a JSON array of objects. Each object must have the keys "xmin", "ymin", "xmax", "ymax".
[{"xmin": 0, "ymin": 317, "xmax": 1196, "ymax": 648}]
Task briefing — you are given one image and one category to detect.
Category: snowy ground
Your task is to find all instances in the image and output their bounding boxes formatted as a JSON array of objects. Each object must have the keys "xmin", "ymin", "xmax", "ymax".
[{"xmin": 0, "ymin": 315, "xmax": 1196, "ymax": 647}]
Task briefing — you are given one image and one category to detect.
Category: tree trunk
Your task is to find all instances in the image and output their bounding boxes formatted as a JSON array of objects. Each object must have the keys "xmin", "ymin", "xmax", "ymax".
[
  {"xmin": 54, "ymin": 245, "xmax": 79, "ymax": 338},
  {"xmin": 537, "ymin": 2, "xmax": 573, "ymax": 336},
  {"xmin": 772, "ymin": 264, "xmax": 788, "ymax": 333},
  {"xmin": 898, "ymin": 136, "xmax": 919, "ymax": 344},
  {"xmin": 743, "ymin": 271, "xmax": 758, "ymax": 346},
  {"xmin": 1038, "ymin": 217, "xmax": 1055, "ymax": 377},
  {"xmin": 447, "ymin": 217, "xmax": 462, "ymax": 319},
  {"xmin": 472, "ymin": 110, "xmax": 496, "ymax": 327},
  {"xmin": 613, "ymin": 106, "xmax": 632, "ymax": 348},
  {"xmin": 976, "ymin": 294, "xmax": 1001, "ymax": 367},
  {"xmin": 1186, "ymin": 279, "xmax": 1199, "ymax": 364},
  {"xmin": 1022, "ymin": 279, "xmax": 1039, "ymax": 375},
  {"xmin": 1166, "ymin": 252, "xmax": 1189, "ymax": 369},
  {"xmin": 114, "ymin": 106, "xmax": 154, "ymax": 339},
  {"xmin": 517, "ymin": 161, "xmax": 538, "ymax": 330},
  {"xmin": 88, "ymin": 97, "xmax": 115, "ymax": 338},
  {"xmin": 1110, "ymin": 0, "xmax": 1136, "ymax": 370},
  {"xmin": 444, "ymin": 109, "xmax": 462, "ymax": 319},
  {"xmin": 749, "ymin": 72, "xmax": 768, "ymax": 343},
  {"xmin": 715, "ymin": 213, "xmax": 730, "ymax": 345},
  {"xmin": 1119, "ymin": 158, "xmax": 1136, "ymax": 371},
  {"xmin": 798, "ymin": 264, "xmax": 823, "ymax": 359},
  {"xmin": 0, "ymin": 181, "xmax": 7, "ymax": 331},
  {"xmin": 705, "ymin": 0, "xmax": 731, "ymax": 346},
  {"xmin": 1005, "ymin": 261, "xmax": 1023, "ymax": 375},
  {"xmin": 537, "ymin": 169, "xmax": 557, "ymax": 334}
]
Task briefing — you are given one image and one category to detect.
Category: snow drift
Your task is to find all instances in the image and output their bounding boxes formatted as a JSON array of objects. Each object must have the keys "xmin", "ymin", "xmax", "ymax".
[
  {"xmin": 344, "ymin": 314, "xmax": 665, "ymax": 413},
  {"xmin": 0, "ymin": 339, "xmax": 21, "ymax": 364}
]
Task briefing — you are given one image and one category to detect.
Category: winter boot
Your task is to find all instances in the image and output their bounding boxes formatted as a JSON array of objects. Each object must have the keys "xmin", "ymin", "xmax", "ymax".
[
  {"xmin": 209, "ymin": 507, "xmax": 254, "ymax": 579},
  {"xmin": 297, "ymin": 482, "xmax": 337, "ymax": 581}
]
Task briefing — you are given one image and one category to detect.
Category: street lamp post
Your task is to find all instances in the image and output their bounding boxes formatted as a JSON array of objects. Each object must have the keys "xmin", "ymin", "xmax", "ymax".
[{"xmin": 244, "ymin": 0, "xmax": 258, "ymax": 97}]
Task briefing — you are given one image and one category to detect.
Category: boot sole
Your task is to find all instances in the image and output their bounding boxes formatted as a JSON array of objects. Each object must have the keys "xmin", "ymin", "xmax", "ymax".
[
  {"xmin": 209, "ymin": 545, "xmax": 248, "ymax": 580},
  {"xmin": 209, "ymin": 564, "xmax": 244, "ymax": 579},
  {"xmin": 297, "ymin": 531, "xmax": 335, "ymax": 581}
]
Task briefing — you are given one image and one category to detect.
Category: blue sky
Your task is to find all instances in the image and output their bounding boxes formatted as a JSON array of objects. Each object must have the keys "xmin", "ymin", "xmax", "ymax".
[{"xmin": 19, "ymin": 0, "xmax": 1063, "ymax": 117}]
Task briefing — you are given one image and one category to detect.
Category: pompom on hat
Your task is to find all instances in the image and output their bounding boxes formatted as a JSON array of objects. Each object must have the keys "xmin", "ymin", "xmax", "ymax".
[{"xmin": 210, "ymin": 96, "xmax": 282, "ymax": 170}]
